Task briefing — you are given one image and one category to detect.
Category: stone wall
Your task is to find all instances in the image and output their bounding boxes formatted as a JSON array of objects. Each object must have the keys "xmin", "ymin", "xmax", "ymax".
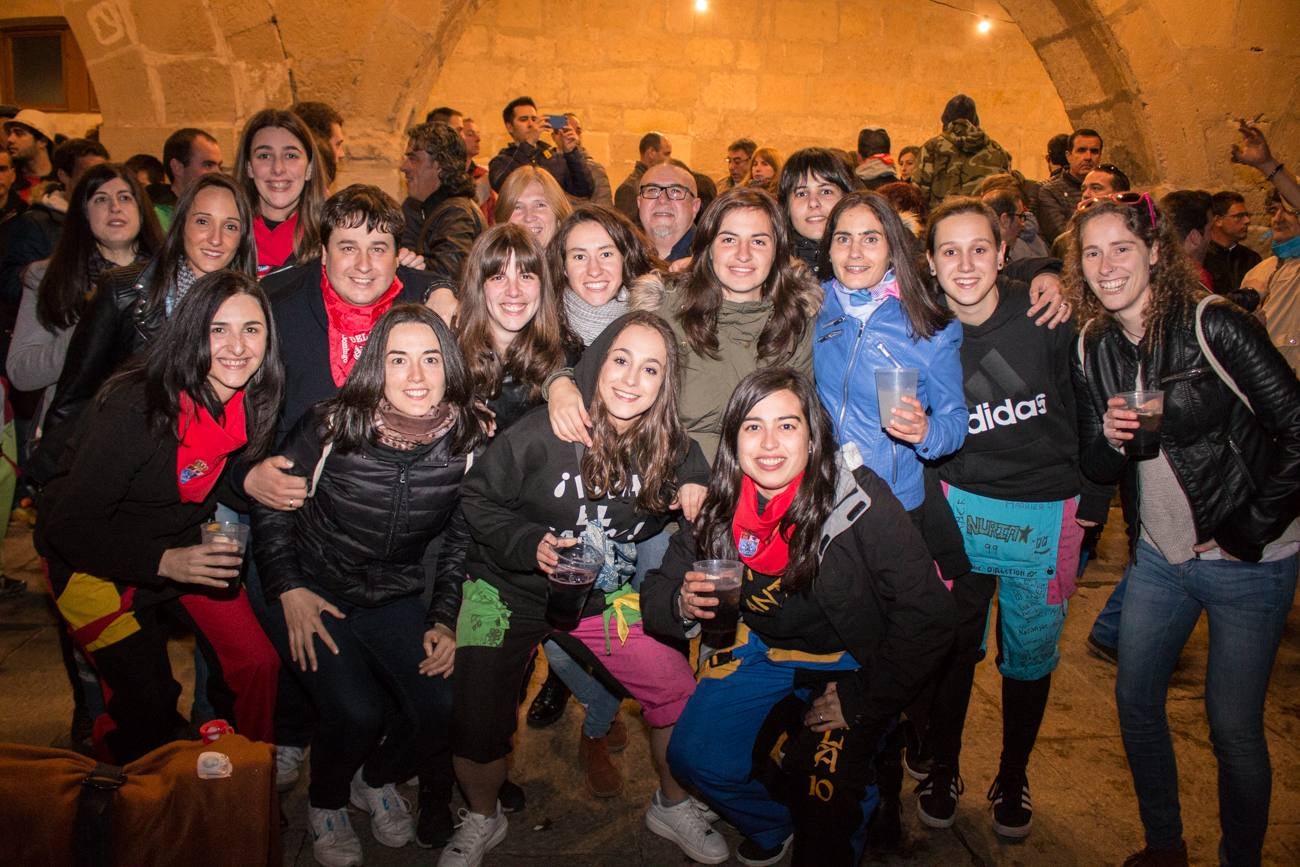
[{"xmin": 425, "ymin": 0, "xmax": 1071, "ymax": 189}]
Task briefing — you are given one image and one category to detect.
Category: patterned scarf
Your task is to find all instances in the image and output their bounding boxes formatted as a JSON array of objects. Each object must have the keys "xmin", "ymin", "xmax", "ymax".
[
  {"xmin": 373, "ymin": 399, "xmax": 454, "ymax": 451},
  {"xmin": 563, "ymin": 288, "xmax": 628, "ymax": 346},
  {"xmin": 320, "ymin": 264, "xmax": 404, "ymax": 386}
]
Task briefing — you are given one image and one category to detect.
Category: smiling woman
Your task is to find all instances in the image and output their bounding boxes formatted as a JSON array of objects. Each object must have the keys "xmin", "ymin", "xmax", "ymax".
[
  {"xmin": 33, "ymin": 172, "xmax": 259, "ymax": 483},
  {"xmin": 36, "ymin": 271, "xmax": 283, "ymax": 764}
]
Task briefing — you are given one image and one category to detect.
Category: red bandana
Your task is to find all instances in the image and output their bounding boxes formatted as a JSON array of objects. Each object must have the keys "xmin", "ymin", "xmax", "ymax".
[
  {"xmin": 731, "ymin": 473, "xmax": 803, "ymax": 576},
  {"xmin": 320, "ymin": 264, "xmax": 404, "ymax": 386},
  {"xmin": 176, "ymin": 392, "xmax": 248, "ymax": 503},
  {"xmin": 254, "ymin": 213, "xmax": 298, "ymax": 276}
]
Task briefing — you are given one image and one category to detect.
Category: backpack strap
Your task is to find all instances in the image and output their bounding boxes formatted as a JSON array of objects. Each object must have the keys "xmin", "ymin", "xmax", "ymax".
[
  {"xmin": 1195, "ymin": 295, "xmax": 1254, "ymax": 414},
  {"xmin": 73, "ymin": 763, "xmax": 125, "ymax": 867}
]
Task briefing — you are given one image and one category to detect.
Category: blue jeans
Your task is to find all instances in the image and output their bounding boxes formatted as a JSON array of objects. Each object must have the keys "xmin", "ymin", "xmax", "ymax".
[
  {"xmin": 1116, "ymin": 540, "xmax": 1297, "ymax": 866},
  {"xmin": 1089, "ymin": 566, "xmax": 1129, "ymax": 649}
]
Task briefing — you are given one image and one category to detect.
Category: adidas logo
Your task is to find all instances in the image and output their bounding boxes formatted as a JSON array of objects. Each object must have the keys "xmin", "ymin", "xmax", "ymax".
[{"xmin": 968, "ymin": 394, "xmax": 1049, "ymax": 434}]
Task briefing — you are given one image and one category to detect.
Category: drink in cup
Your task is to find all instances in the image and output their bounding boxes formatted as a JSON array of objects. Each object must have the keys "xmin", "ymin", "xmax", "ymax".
[
  {"xmin": 201, "ymin": 521, "xmax": 250, "ymax": 588},
  {"xmin": 546, "ymin": 544, "xmax": 603, "ymax": 631},
  {"xmin": 875, "ymin": 368, "xmax": 919, "ymax": 428},
  {"xmin": 1116, "ymin": 390, "xmax": 1165, "ymax": 460},
  {"xmin": 694, "ymin": 559, "xmax": 744, "ymax": 648}
]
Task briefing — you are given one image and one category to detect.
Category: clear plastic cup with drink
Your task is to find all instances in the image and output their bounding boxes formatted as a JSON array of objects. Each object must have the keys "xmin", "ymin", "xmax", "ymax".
[
  {"xmin": 1115, "ymin": 390, "xmax": 1165, "ymax": 460},
  {"xmin": 694, "ymin": 559, "xmax": 744, "ymax": 648},
  {"xmin": 546, "ymin": 543, "xmax": 603, "ymax": 631},
  {"xmin": 875, "ymin": 367, "xmax": 919, "ymax": 428},
  {"xmin": 201, "ymin": 521, "xmax": 250, "ymax": 587}
]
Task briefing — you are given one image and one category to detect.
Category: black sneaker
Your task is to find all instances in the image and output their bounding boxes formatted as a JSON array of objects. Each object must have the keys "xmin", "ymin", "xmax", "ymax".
[
  {"xmin": 498, "ymin": 779, "xmax": 526, "ymax": 813},
  {"xmin": 901, "ymin": 720, "xmax": 933, "ymax": 782},
  {"xmin": 1086, "ymin": 634, "xmax": 1119, "ymax": 665},
  {"xmin": 736, "ymin": 834, "xmax": 792, "ymax": 866},
  {"xmin": 416, "ymin": 797, "xmax": 454, "ymax": 849},
  {"xmin": 915, "ymin": 765, "xmax": 963, "ymax": 829},
  {"xmin": 525, "ymin": 670, "xmax": 570, "ymax": 728},
  {"xmin": 988, "ymin": 771, "xmax": 1033, "ymax": 839}
]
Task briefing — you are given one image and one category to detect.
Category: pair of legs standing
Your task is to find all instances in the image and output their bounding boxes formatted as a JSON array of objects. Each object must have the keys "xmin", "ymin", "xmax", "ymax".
[{"xmin": 1117, "ymin": 541, "xmax": 1297, "ymax": 866}]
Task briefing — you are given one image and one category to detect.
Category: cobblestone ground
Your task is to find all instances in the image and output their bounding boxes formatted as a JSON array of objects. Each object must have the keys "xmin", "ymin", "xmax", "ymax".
[{"xmin": 2, "ymin": 510, "xmax": 1297, "ymax": 865}]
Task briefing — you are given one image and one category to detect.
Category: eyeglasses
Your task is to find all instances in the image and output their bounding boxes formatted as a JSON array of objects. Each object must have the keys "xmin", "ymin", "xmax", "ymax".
[
  {"xmin": 639, "ymin": 184, "xmax": 694, "ymax": 201},
  {"xmin": 725, "ymin": 156, "xmax": 748, "ymax": 166},
  {"xmin": 1079, "ymin": 191, "xmax": 1159, "ymax": 226}
]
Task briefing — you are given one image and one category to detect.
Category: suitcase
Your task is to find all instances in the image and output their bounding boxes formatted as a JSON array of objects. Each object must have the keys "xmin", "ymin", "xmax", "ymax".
[{"xmin": 0, "ymin": 734, "xmax": 279, "ymax": 866}]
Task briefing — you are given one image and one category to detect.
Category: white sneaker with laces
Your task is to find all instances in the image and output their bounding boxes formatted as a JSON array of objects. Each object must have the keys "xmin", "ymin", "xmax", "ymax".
[
  {"xmin": 644, "ymin": 791, "xmax": 729, "ymax": 864},
  {"xmin": 437, "ymin": 805, "xmax": 508, "ymax": 867},
  {"xmin": 276, "ymin": 744, "xmax": 306, "ymax": 792},
  {"xmin": 349, "ymin": 770, "xmax": 415, "ymax": 848},
  {"xmin": 308, "ymin": 805, "xmax": 364, "ymax": 867},
  {"xmin": 691, "ymin": 796, "xmax": 720, "ymax": 824}
]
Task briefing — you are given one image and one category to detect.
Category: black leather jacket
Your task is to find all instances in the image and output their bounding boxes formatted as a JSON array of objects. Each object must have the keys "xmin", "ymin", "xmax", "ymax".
[
  {"xmin": 1073, "ymin": 295, "xmax": 1300, "ymax": 562},
  {"xmin": 31, "ymin": 259, "xmax": 164, "ymax": 484},
  {"xmin": 251, "ymin": 405, "xmax": 470, "ymax": 628}
]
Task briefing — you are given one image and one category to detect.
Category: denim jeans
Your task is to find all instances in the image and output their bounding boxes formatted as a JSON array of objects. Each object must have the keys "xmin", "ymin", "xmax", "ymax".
[
  {"xmin": 1089, "ymin": 565, "xmax": 1129, "ymax": 649},
  {"xmin": 1116, "ymin": 540, "xmax": 1297, "ymax": 866},
  {"xmin": 543, "ymin": 639, "xmax": 621, "ymax": 738}
]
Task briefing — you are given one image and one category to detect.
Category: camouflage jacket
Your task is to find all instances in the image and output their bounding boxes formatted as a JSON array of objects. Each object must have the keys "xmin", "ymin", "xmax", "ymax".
[{"xmin": 916, "ymin": 119, "xmax": 1012, "ymax": 208}]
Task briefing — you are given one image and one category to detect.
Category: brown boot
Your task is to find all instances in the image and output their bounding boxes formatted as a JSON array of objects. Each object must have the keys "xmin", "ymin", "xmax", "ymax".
[
  {"xmin": 1121, "ymin": 841, "xmax": 1189, "ymax": 867},
  {"xmin": 578, "ymin": 734, "xmax": 623, "ymax": 798},
  {"xmin": 606, "ymin": 715, "xmax": 629, "ymax": 754}
]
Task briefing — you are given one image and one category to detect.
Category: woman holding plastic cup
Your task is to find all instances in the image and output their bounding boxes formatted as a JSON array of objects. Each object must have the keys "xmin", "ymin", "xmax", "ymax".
[
  {"xmin": 37, "ymin": 270, "xmax": 283, "ymax": 763},
  {"xmin": 252, "ymin": 304, "xmax": 479, "ymax": 861},
  {"xmin": 443, "ymin": 311, "xmax": 725, "ymax": 867},
  {"xmin": 1069, "ymin": 195, "xmax": 1300, "ymax": 867},
  {"xmin": 643, "ymin": 367, "xmax": 955, "ymax": 866}
]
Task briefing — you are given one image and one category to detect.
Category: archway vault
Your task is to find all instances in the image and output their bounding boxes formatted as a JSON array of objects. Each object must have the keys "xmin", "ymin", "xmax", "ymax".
[{"xmin": 51, "ymin": 0, "xmax": 1300, "ymax": 194}]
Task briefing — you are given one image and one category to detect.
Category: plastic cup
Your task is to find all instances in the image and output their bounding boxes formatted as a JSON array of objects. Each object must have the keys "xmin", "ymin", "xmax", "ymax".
[
  {"xmin": 875, "ymin": 368, "xmax": 919, "ymax": 427},
  {"xmin": 1115, "ymin": 390, "xmax": 1165, "ymax": 460},
  {"xmin": 694, "ymin": 559, "xmax": 744, "ymax": 648},
  {"xmin": 201, "ymin": 521, "xmax": 249, "ymax": 552},
  {"xmin": 546, "ymin": 544, "xmax": 603, "ymax": 631}
]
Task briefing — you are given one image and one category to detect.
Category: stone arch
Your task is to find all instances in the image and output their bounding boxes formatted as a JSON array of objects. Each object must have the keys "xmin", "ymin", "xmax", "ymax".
[{"xmin": 37, "ymin": 0, "xmax": 1300, "ymax": 194}]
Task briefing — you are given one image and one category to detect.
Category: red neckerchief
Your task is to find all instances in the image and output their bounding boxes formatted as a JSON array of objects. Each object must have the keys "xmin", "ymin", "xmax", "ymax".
[
  {"xmin": 176, "ymin": 391, "xmax": 248, "ymax": 503},
  {"xmin": 254, "ymin": 212, "xmax": 298, "ymax": 276},
  {"xmin": 320, "ymin": 264, "xmax": 404, "ymax": 386},
  {"xmin": 731, "ymin": 472, "xmax": 803, "ymax": 576}
]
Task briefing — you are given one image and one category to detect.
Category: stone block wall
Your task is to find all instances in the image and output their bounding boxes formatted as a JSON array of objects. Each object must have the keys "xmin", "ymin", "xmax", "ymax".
[{"xmin": 425, "ymin": 0, "xmax": 1072, "ymax": 189}]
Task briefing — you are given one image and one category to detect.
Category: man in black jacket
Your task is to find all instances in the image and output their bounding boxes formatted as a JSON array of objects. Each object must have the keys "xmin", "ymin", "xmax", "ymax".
[
  {"xmin": 399, "ymin": 120, "xmax": 483, "ymax": 320},
  {"xmin": 487, "ymin": 96, "xmax": 593, "ymax": 196}
]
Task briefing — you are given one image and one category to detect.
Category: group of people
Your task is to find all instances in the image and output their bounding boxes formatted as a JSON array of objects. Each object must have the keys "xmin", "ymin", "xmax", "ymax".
[{"xmin": 1, "ymin": 89, "xmax": 1297, "ymax": 867}]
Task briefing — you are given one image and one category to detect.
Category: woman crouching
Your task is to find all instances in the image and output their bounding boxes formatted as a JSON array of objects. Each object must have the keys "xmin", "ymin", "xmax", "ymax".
[{"xmin": 644, "ymin": 368, "xmax": 955, "ymax": 866}]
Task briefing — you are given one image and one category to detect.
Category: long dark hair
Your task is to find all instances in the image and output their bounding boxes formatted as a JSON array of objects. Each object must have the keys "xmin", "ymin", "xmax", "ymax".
[
  {"xmin": 322, "ymin": 304, "xmax": 480, "ymax": 455},
  {"xmin": 695, "ymin": 368, "xmax": 838, "ymax": 594},
  {"xmin": 37, "ymin": 162, "xmax": 164, "ymax": 330},
  {"xmin": 677, "ymin": 187, "xmax": 816, "ymax": 362},
  {"xmin": 777, "ymin": 147, "xmax": 859, "ymax": 241},
  {"xmin": 817, "ymin": 191, "xmax": 951, "ymax": 339},
  {"xmin": 234, "ymin": 108, "xmax": 326, "ymax": 262},
  {"xmin": 144, "ymin": 173, "xmax": 258, "ymax": 314},
  {"xmin": 104, "ymin": 270, "xmax": 283, "ymax": 459},
  {"xmin": 456, "ymin": 223, "xmax": 568, "ymax": 404},
  {"xmin": 581, "ymin": 311, "xmax": 686, "ymax": 513}
]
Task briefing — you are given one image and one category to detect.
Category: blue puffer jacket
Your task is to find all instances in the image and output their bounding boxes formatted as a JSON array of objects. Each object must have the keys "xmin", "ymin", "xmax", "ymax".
[{"xmin": 813, "ymin": 283, "xmax": 967, "ymax": 509}]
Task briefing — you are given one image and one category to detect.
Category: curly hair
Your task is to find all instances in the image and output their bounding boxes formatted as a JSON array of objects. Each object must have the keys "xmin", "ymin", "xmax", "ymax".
[
  {"xmin": 404, "ymin": 121, "xmax": 474, "ymax": 199},
  {"xmin": 677, "ymin": 186, "xmax": 816, "ymax": 363},
  {"xmin": 1063, "ymin": 196, "xmax": 1204, "ymax": 346}
]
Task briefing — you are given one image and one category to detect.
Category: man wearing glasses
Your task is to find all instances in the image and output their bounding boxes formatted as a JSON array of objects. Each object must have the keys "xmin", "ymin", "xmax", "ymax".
[
  {"xmin": 637, "ymin": 162, "xmax": 701, "ymax": 262},
  {"xmin": 1205, "ymin": 191, "xmax": 1261, "ymax": 294},
  {"xmin": 718, "ymin": 138, "xmax": 756, "ymax": 192}
]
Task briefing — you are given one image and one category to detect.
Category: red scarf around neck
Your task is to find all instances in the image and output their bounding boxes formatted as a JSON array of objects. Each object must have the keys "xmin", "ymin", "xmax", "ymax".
[
  {"xmin": 254, "ymin": 212, "xmax": 298, "ymax": 276},
  {"xmin": 176, "ymin": 392, "xmax": 248, "ymax": 503},
  {"xmin": 320, "ymin": 264, "xmax": 404, "ymax": 386},
  {"xmin": 731, "ymin": 472, "xmax": 803, "ymax": 576}
]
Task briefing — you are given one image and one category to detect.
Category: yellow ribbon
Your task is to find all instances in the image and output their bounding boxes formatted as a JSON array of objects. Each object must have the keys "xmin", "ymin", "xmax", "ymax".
[{"xmin": 601, "ymin": 589, "xmax": 641, "ymax": 652}]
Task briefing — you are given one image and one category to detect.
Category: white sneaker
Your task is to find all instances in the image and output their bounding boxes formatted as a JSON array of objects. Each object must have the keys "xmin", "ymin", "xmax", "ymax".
[
  {"xmin": 645, "ymin": 790, "xmax": 729, "ymax": 864},
  {"xmin": 308, "ymin": 805, "xmax": 364, "ymax": 867},
  {"xmin": 276, "ymin": 744, "xmax": 306, "ymax": 792},
  {"xmin": 349, "ymin": 770, "xmax": 415, "ymax": 848},
  {"xmin": 691, "ymin": 796, "xmax": 720, "ymax": 824},
  {"xmin": 437, "ymin": 805, "xmax": 507, "ymax": 867}
]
